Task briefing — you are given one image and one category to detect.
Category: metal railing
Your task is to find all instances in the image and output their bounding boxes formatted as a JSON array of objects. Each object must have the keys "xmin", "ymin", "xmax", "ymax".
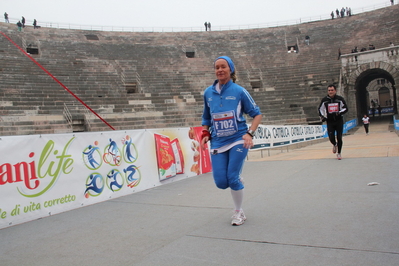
[
  {"xmin": 82, "ymin": 108, "xmax": 92, "ymax": 132},
  {"xmin": 63, "ymin": 103, "xmax": 73, "ymax": 129},
  {"xmin": 64, "ymin": 102, "xmax": 92, "ymax": 131},
  {"xmin": 3, "ymin": 2, "xmax": 391, "ymax": 32}
]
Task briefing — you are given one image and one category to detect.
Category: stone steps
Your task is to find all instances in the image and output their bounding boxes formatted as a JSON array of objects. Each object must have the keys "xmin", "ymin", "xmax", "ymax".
[{"xmin": 0, "ymin": 4, "xmax": 398, "ymax": 135}]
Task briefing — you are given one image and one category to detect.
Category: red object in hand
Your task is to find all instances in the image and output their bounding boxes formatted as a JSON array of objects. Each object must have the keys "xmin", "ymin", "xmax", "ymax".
[{"xmin": 201, "ymin": 130, "xmax": 211, "ymax": 141}]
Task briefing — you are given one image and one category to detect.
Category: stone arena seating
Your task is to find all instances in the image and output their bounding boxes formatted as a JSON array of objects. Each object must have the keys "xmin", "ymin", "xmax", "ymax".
[{"xmin": 0, "ymin": 5, "xmax": 398, "ymax": 136}]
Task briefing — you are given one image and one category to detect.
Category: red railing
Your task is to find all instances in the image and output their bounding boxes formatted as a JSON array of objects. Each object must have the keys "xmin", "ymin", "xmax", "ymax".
[{"xmin": 0, "ymin": 31, "xmax": 115, "ymax": 131}]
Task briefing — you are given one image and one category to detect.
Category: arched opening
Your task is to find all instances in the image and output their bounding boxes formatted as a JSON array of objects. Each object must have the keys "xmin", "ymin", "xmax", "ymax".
[{"xmin": 354, "ymin": 68, "xmax": 397, "ymax": 119}]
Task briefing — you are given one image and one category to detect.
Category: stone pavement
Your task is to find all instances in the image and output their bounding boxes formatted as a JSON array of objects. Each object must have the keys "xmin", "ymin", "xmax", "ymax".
[{"xmin": 0, "ymin": 116, "xmax": 398, "ymax": 266}]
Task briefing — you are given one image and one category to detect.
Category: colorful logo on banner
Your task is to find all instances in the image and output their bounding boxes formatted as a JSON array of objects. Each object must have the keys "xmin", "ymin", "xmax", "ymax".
[
  {"xmin": 83, "ymin": 135, "xmax": 141, "ymax": 198},
  {"xmin": 0, "ymin": 135, "xmax": 142, "ymax": 200},
  {"xmin": 0, "ymin": 137, "xmax": 76, "ymax": 198}
]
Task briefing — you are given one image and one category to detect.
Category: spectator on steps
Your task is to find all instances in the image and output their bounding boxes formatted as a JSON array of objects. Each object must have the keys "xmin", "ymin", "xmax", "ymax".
[
  {"xmin": 204, "ymin": 22, "xmax": 208, "ymax": 31},
  {"xmin": 340, "ymin": 7, "xmax": 345, "ymax": 18},
  {"xmin": 288, "ymin": 46, "xmax": 296, "ymax": 53},
  {"xmin": 4, "ymin": 12, "xmax": 9, "ymax": 23},
  {"xmin": 207, "ymin": 22, "xmax": 211, "ymax": 31},
  {"xmin": 331, "ymin": 11, "xmax": 335, "ymax": 19},
  {"xmin": 390, "ymin": 42, "xmax": 395, "ymax": 55},
  {"xmin": 305, "ymin": 35, "xmax": 310, "ymax": 45},
  {"xmin": 351, "ymin": 46, "xmax": 358, "ymax": 61},
  {"xmin": 336, "ymin": 8, "xmax": 340, "ymax": 18},
  {"xmin": 17, "ymin": 21, "xmax": 22, "ymax": 32},
  {"xmin": 21, "ymin": 16, "xmax": 25, "ymax": 27},
  {"xmin": 33, "ymin": 19, "xmax": 38, "ymax": 29}
]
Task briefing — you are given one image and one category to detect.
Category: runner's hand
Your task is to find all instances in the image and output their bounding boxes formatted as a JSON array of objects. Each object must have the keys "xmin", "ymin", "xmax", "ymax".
[
  {"xmin": 201, "ymin": 136, "xmax": 209, "ymax": 150},
  {"xmin": 242, "ymin": 133, "xmax": 254, "ymax": 149}
]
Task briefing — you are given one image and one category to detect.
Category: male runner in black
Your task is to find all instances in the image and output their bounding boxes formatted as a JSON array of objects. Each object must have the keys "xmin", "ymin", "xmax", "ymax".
[{"xmin": 318, "ymin": 84, "xmax": 348, "ymax": 160}]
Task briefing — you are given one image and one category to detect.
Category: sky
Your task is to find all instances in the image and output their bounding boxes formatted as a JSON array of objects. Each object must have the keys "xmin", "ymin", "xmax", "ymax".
[{"xmin": 1, "ymin": 0, "xmax": 391, "ymax": 30}]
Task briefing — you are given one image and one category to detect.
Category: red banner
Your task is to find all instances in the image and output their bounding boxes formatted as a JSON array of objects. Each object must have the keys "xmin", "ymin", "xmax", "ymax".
[{"xmin": 188, "ymin": 127, "xmax": 212, "ymax": 174}]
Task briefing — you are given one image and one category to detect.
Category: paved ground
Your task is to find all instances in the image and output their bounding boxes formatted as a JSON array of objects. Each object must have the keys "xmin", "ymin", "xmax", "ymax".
[
  {"xmin": 249, "ymin": 115, "xmax": 399, "ymax": 161},
  {"xmin": 1, "ymin": 116, "xmax": 398, "ymax": 266}
]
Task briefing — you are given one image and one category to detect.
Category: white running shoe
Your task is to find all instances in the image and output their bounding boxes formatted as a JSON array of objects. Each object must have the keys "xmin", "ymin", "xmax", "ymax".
[
  {"xmin": 337, "ymin": 153, "xmax": 342, "ymax": 160},
  {"xmin": 231, "ymin": 210, "xmax": 246, "ymax": 226},
  {"xmin": 332, "ymin": 145, "xmax": 337, "ymax": 154}
]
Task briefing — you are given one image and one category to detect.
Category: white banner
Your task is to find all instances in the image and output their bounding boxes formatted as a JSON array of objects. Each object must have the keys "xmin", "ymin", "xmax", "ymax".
[
  {"xmin": 251, "ymin": 124, "xmax": 325, "ymax": 150},
  {"xmin": 0, "ymin": 128, "xmax": 211, "ymax": 229}
]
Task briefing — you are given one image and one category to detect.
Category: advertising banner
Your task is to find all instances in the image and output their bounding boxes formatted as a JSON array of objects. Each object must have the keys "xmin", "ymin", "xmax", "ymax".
[
  {"xmin": 0, "ymin": 127, "xmax": 211, "ymax": 229},
  {"xmin": 343, "ymin": 118, "xmax": 357, "ymax": 134},
  {"xmin": 251, "ymin": 124, "xmax": 325, "ymax": 150},
  {"xmin": 154, "ymin": 133, "xmax": 177, "ymax": 180},
  {"xmin": 0, "ymin": 122, "xmax": 347, "ymax": 229},
  {"xmin": 394, "ymin": 115, "xmax": 399, "ymax": 131},
  {"xmin": 187, "ymin": 127, "xmax": 212, "ymax": 174}
]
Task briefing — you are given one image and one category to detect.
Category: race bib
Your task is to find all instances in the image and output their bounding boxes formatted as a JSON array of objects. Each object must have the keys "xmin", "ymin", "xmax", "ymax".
[
  {"xmin": 212, "ymin": 110, "xmax": 238, "ymax": 137},
  {"xmin": 328, "ymin": 103, "xmax": 339, "ymax": 113}
]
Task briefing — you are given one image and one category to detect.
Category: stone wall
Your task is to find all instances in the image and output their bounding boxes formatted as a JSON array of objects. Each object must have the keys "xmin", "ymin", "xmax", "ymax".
[{"xmin": 1, "ymin": 5, "xmax": 399, "ymax": 136}]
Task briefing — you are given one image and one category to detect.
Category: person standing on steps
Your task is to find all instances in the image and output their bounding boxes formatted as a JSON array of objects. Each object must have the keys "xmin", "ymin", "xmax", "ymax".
[
  {"xmin": 200, "ymin": 56, "xmax": 262, "ymax": 226},
  {"xmin": 390, "ymin": 42, "xmax": 395, "ymax": 55},
  {"xmin": 16, "ymin": 21, "xmax": 22, "ymax": 32},
  {"xmin": 318, "ymin": 84, "xmax": 348, "ymax": 160},
  {"xmin": 305, "ymin": 35, "xmax": 310, "ymax": 45},
  {"xmin": 4, "ymin": 12, "xmax": 9, "ymax": 23}
]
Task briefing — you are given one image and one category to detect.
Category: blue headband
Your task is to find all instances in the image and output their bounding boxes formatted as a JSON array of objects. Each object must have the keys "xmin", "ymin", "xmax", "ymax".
[{"xmin": 215, "ymin": 56, "xmax": 235, "ymax": 74}]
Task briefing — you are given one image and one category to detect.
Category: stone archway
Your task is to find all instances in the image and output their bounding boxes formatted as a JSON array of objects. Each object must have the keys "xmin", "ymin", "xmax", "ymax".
[{"xmin": 344, "ymin": 62, "xmax": 398, "ymax": 120}]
